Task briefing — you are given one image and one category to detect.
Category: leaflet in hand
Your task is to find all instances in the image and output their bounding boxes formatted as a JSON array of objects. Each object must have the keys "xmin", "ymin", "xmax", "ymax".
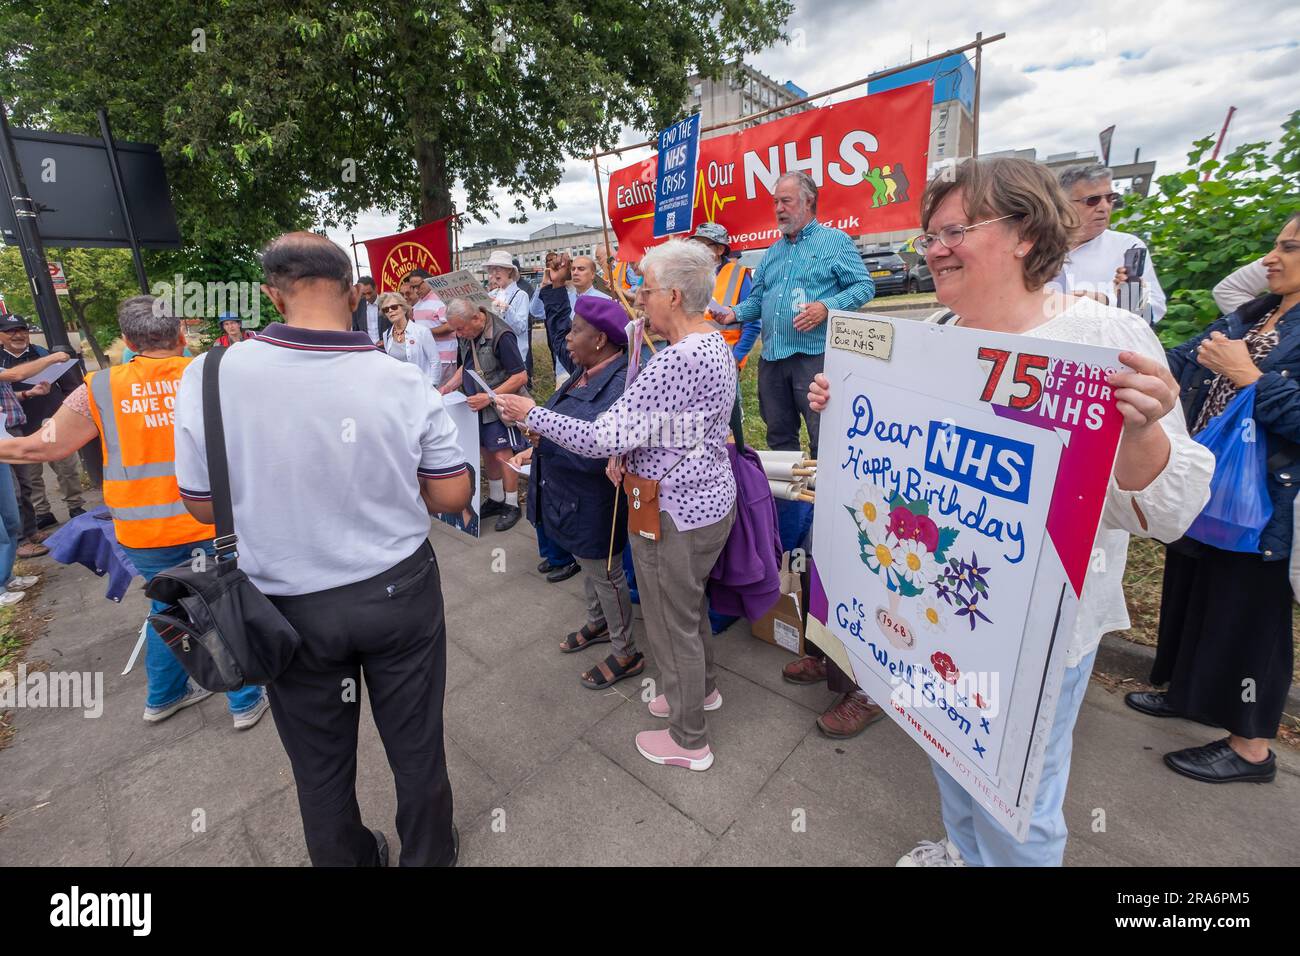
[
  {"xmin": 465, "ymin": 368, "xmax": 497, "ymax": 400},
  {"xmin": 22, "ymin": 357, "xmax": 78, "ymax": 386}
]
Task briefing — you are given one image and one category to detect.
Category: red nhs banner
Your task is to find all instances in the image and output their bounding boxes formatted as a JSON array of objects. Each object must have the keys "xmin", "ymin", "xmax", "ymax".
[{"xmin": 607, "ymin": 83, "xmax": 933, "ymax": 261}]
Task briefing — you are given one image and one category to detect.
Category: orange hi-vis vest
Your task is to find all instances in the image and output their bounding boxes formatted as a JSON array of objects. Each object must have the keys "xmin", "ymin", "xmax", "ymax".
[
  {"xmin": 85, "ymin": 356, "xmax": 214, "ymax": 549},
  {"xmin": 612, "ymin": 260, "xmax": 634, "ymax": 293},
  {"xmin": 713, "ymin": 261, "xmax": 753, "ymax": 366}
]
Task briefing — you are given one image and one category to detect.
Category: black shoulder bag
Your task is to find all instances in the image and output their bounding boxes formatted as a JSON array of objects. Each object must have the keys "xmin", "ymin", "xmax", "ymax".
[{"xmin": 144, "ymin": 347, "xmax": 302, "ymax": 691}]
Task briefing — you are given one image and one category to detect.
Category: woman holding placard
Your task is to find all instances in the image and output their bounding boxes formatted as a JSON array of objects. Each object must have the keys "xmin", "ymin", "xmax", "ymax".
[
  {"xmin": 807, "ymin": 157, "xmax": 1213, "ymax": 866},
  {"xmin": 1130, "ymin": 212, "xmax": 1300, "ymax": 784}
]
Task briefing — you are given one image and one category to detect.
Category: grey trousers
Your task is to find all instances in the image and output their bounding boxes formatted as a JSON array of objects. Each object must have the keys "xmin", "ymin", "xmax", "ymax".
[
  {"xmin": 757, "ymin": 351, "xmax": 825, "ymax": 456},
  {"xmin": 575, "ymin": 554, "xmax": 636, "ymax": 659},
  {"xmin": 630, "ymin": 507, "xmax": 735, "ymax": 750},
  {"xmin": 14, "ymin": 455, "xmax": 85, "ymax": 539}
]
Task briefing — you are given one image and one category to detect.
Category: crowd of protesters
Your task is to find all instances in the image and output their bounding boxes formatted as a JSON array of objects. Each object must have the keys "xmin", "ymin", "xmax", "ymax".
[{"xmin": 0, "ymin": 154, "xmax": 1293, "ymax": 869}]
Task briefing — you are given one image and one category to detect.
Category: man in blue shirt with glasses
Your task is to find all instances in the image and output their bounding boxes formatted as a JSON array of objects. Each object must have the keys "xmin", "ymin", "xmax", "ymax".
[{"xmin": 723, "ymin": 171, "xmax": 874, "ymax": 456}]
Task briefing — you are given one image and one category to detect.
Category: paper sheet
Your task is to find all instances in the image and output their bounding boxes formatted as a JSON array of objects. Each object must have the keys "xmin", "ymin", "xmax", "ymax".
[
  {"xmin": 465, "ymin": 369, "xmax": 497, "ymax": 400},
  {"xmin": 22, "ymin": 358, "xmax": 78, "ymax": 386}
]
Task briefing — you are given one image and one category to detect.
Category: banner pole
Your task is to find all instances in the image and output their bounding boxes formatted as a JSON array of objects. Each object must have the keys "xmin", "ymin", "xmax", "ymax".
[
  {"xmin": 591, "ymin": 152, "xmax": 635, "ymax": 320},
  {"xmin": 592, "ymin": 33, "xmax": 1005, "ymax": 160},
  {"xmin": 349, "ymin": 233, "xmax": 362, "ymax": 278},
  {"xmin": 972, "ymin": 31, "xmax": 984, "ymax": 158}
]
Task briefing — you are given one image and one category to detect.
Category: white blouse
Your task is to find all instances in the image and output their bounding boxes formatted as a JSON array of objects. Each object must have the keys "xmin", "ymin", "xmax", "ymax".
[
  {"xmin": 931, "ymin": 297, "xmax": 1215, "ymax": 666},
  {"xmin": 384, "ymin": 321, "xmax": 442, "ymax": 387}
]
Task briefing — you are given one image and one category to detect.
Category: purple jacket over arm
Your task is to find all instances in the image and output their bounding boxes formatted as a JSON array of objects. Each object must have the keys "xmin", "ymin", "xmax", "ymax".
[{"xmin": 708, "ymin": 443, "xmax": 782, "ymax": 620}]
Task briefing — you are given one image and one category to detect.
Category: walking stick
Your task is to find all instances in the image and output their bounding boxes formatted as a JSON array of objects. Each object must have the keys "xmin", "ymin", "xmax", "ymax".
[{"xmin": 607, "ymin": 477, "xmax": 621, "ymax": 573}]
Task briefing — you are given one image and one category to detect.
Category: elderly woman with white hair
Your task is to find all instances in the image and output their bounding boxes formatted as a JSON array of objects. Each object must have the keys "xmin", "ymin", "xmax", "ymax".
[
  {"xmin": 378, "ymin": 291, "xmax": 441, "ymax": 387},
  {"xmin": 497, "ymin": 239, "xmax": 737, "ymax": 771}
]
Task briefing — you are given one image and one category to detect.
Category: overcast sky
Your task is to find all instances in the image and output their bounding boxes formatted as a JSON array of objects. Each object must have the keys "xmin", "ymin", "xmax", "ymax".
[{"xmin": 329, "ymin": 0, "xmax": 1299, "ymax": 274}]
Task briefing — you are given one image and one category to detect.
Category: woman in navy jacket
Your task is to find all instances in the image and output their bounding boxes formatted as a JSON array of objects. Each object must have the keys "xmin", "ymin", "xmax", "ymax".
[
  {"xmin": 1128, "ymin": 212, "xmax": 1300, "ymax": 784},
  {"xmin": 524, "ymin": 296, "xmax": 638, "ymax": 689}
]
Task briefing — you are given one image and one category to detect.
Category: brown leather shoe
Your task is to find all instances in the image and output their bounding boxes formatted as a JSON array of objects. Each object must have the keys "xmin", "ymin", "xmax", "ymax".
[
  {"xmin": 782, "ymin": 656, "xmax": 828, "ymax": 685},
  {"xmin": 816, "ymin": 691, "xmax": 885, "ymax": 739},
  {"xmin": 16, "ymin": 542, "xmax": 49, "ymax": 559}
]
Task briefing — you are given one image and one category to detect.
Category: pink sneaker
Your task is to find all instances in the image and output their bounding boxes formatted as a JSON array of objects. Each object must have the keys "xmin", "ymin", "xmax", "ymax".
[
  {"xmin": 648, "ymin": 688, "xmax": 722, "ymax": 718},
  {"xmin": 635, "ymin": 729, "xmax": 714, "ymax": 771}
]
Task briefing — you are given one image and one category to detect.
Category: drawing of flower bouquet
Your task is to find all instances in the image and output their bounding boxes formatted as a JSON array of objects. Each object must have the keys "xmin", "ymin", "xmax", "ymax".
[{"xmin": 845, "ymin": 483, "xmax": 994, "ymax": 634}]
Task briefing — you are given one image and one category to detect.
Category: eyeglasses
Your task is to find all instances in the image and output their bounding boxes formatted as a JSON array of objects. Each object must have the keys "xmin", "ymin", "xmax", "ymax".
[
  {"xmin": 913, "ymin": 215, "xmax": 1022, "ymax": 254},
  {"xmin": 1072, "ymin": 191, "xmax": 1123, "ymax": 208},
  {"xmin": 636, "ymin": 286, "xmax": 671, "ymax": 297},
  {"xmin": 381, "ymin": 305, "xmax": 403, "ymax": 313}
]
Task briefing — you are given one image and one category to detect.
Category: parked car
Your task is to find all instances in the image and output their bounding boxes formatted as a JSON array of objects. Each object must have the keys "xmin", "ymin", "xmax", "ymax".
[
  {"xmin": 906, "ymin": 259, "xmax": 935, "ymax": 294},
  {"xmin": 861, "ymin": 248, "xmax": 908, "ymax": 295}
]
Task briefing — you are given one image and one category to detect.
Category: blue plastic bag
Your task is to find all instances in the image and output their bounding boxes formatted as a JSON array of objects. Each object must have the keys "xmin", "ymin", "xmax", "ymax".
[{"xmin": 1186, "ymin": 384, "xmax": 1273, "ymax": 553}]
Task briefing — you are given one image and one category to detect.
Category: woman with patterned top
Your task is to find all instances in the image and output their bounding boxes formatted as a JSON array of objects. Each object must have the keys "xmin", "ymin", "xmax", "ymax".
[
  {"xmin": 1128, "ymin": 212, "xmax": 1300, "ymax": 785},
  {"xmin": 497, "ymin": 239, "xmax": 737, "ymax": 772}
]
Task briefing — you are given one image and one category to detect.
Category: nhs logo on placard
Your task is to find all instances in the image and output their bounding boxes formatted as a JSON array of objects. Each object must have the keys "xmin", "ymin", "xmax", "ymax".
[{"xmin": 924, "ymin": 421, "xmax": 1034, "ymax": 504}]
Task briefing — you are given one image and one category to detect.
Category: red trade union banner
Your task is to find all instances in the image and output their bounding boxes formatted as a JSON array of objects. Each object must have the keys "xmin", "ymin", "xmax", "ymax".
[
  {"xmin": 363, "ymin": 217, "xmax": 453, "ymax": 292},
  {"xmin": 607, "ymin": 84, "xmax": 932, "ymax": 261}
]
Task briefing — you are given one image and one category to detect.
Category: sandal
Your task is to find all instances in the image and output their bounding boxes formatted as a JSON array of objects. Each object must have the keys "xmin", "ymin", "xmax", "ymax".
[
  {"xmin": 580, "ymin": 652, "xmax": 645, "ymax": 690},
  {"xmin": 560, "ymin": 623, "xmax": 610, "ymax": 654}
]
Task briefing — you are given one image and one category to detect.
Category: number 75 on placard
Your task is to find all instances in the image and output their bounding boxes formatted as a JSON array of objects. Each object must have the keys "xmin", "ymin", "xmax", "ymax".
[{"xmin": 976, "ymin": 348, "xmax": 1049, "ymax": 411}]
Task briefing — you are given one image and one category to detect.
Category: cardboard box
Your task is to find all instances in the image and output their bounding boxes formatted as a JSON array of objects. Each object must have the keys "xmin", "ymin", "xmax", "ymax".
[{"xmin": 751, "ymin": 590, "xmax": 805, "ymax": 656}]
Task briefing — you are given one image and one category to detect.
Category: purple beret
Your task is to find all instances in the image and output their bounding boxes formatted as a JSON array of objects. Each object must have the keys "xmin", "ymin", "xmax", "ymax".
[{"xmin": 574, "ymin": 295, "xmax": 628, "ymax": 346}]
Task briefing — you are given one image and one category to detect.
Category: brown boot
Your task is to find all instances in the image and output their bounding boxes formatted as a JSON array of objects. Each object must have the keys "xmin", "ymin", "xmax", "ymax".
[
  {"xmin": 782, "ymin": 656, "xmax": 828, "ymax": 685},
  {"xmin": 816, "ymin": 691, "xmax": 885, "ymax": 739}
]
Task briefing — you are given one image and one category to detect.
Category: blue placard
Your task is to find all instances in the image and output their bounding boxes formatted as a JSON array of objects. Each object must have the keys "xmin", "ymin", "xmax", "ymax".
[{"xmin": 652, "ymin": 113, "xmax": 701, "ymax": 239}]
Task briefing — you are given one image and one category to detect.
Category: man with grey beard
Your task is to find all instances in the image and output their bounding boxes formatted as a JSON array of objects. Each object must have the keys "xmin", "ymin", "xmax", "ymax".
[{"xmin": 720, "ymin": 171, "xmax": 874, "ymax": 457}]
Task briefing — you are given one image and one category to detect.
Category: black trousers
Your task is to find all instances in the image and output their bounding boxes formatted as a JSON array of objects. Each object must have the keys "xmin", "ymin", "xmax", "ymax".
[
  {"xmin": 267, "ymin": 541, "xmax": 455, "ymax": 866},
  {"xmin": 757, "ymin": 352, "xmax": 825, "ymax": 457}
]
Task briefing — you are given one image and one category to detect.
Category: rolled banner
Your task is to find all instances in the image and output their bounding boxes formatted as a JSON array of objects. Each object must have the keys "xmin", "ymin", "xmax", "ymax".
[
  {"xmin": 763, "ymin": 460, "xmax": 801, "ymax": 481},
  {"xmin": 768, "ymin": 478, "xmax": 808, "ymax": 501},
  {"xmin": 757, "ymin": 449, "xmax": 807, "ymax": 481},
  {"xmin": 756, "ymin": 449, "xmax": 805, "ymax": 466}
]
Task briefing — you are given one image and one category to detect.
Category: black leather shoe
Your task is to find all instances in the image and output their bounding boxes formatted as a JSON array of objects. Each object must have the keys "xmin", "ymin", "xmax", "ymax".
[
  {"xmin": 495, "ymin": 504, "xmax": 521, "ymax": 532},
  {"xmin": 546, "ymin": 561, "xmax": 581, "ymax": 583},
  {"xmin": 68, "ymin": 507, "xmax": 86, "ymax": 519},
  {"xmin": 481, "ymin": 498, "xmax": 505, "ymax": 518},
  {"xmin": 36, "ymin": 513, "xmax": 57, "ymax": 530},
  {"xmin": 1164, "ymin": 738, "xmax": 1276, "ymax": 784},
  {"xmin": 1125, "ymin": 690, "xmax": 1180, "ymax": 719},
  {"xmin": 372, "ymin": 828, "xmax": 390, "ymax": 867},
  {"xmin": 447, "ymin": 824, "xmax": 460, "ymax": 867}
]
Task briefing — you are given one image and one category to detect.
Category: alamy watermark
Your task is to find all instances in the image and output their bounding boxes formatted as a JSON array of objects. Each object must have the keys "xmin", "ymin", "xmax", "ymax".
[
  {"xmin": 0, "ymin": 663, "xmax": 103, "ymax": 718},
  {"xmin": 150, "ymin": 275, "xmax": 263, "ymax": 326}
]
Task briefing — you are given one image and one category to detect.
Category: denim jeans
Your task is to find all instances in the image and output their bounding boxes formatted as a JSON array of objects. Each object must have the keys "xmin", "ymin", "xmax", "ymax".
[
  {"xmin": 121, "ymin": 539, "xmax": 263, "ymax": 714},
  {"xmin": 929, "ymin": 650, "xmax": 1097, "ymax": 866},
  {"xmin": 0, "ymin": 466, "xmax": 21, "ymax": 589}
]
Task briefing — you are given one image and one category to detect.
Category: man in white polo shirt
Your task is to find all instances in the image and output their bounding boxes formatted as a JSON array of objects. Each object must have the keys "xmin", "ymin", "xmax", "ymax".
[
  {"xmin": 1055, "ymin": 164, "xmax": 1167, "ymax": 323},
  {"xmin": 173, "ymin": 232, "xmax": 471, "ymax": 868}
]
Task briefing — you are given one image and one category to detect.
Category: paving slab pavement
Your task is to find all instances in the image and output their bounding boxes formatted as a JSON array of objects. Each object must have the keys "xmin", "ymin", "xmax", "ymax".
[{"xmin": 1, "ymin": 504, "xmax": 1296, "ymax": 867}]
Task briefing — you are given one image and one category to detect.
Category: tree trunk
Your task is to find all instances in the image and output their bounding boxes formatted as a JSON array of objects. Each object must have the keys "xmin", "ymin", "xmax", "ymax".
[
  {"xmin": 63, "ymin": 288, "xmax": 109, "ymax": 369},
  {"xmin": 414, "ymin": 136, "xmax": 454, "ymax": 225}
]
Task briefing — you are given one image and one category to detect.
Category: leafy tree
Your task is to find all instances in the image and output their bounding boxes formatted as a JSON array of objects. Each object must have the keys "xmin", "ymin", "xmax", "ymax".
[
  {"xmin": 1114, "ymin": 111, "xmax": 1300, "ymax": 347},
  {"xmin": 0, "ymin": 246, "xmax": 135, "ymax": 365},
  {"xmin": 0, "ymin": 0, "xmax": 793, "ymax": 278}
]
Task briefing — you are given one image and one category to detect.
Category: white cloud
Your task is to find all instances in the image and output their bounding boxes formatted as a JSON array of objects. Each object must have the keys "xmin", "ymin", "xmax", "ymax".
[{"xmin": 327, "ymin": 0, "xmax": 1300, "ymax": 260}]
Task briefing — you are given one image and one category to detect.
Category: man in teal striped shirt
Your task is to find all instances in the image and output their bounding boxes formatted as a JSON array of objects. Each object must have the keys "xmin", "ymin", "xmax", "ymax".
[{"xmin": 725, "ymin": 172, "xmax": 875, "ymax": 456}]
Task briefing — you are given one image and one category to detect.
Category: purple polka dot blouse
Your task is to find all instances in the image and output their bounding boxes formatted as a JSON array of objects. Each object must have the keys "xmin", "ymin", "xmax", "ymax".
[{"xmin": 526, "ymin": 331, "xmax": 737, "ymax": 531}]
